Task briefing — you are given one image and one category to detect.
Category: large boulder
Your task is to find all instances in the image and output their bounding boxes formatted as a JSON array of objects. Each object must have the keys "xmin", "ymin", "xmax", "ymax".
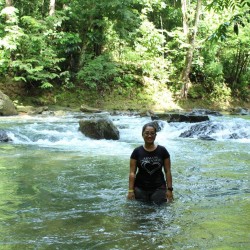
[
  {"xmin": 0, "ymin": 90, "xmax": 18, "ymax": 116},
  {"xmin": 79, "ymin": 118, "xmax": 120, "ymax": 140},
  {"xmin": 151, "ymin": 113, "xmax": 209, "ymax": 123}
]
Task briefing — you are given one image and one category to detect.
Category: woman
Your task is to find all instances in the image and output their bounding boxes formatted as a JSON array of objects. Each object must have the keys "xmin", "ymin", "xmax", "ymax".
[{"xmin": 127, "ymin": 122, "xmax": 173, "ymax": 204}]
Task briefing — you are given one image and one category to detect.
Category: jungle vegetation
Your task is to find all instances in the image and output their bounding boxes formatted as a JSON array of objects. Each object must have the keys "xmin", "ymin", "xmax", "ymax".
[{"xmin": 0, "ymin": 0, "xmax": 249, "ymax": 108}]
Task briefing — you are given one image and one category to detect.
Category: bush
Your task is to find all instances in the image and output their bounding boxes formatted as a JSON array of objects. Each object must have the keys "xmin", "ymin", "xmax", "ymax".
[
  {"xmin": 209, "ymin": 82, "xmax": 231, "ymax": 103},
  {"xmin": 77, "ymin": 54, "xmax": 120, "ymax": 91},
  {"xmin": 203, "ymin": 61, "xmax": 224, "ymax": 87},
  {"xmin": 188, "ymin": 84, "xmax": 206, "ymax": 99}
]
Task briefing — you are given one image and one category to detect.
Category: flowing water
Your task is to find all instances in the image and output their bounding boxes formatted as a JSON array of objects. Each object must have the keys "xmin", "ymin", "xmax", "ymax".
[{"xmin": 0, "ymin": 112, "xmax": 249, "ymax": 250}]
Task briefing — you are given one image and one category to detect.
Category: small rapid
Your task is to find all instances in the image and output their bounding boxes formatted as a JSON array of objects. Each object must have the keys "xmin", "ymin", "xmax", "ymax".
[{"xmin": 3, "ymin": 112, "xmax": 250, "ymax": 150}]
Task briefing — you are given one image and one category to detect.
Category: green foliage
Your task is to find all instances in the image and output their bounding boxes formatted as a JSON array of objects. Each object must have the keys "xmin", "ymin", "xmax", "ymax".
[
  {"xmin": 44, "ymin": 11, "xmax": 82, "ymax": 74},
  {"xmin": 209, "ymin": 83, "xmax": 232, "ymax": 103},
  {"xmin": 182, "ymin": 0, "xmax": 250, "ymax": 102},
  {"xmin": 204, "ymin": 62, "xmax": 224, "ymax": 85},
  {"xmin": 18, "ymin": 28, "xmax": 62, "ymax": 87},
  {"xmin": 77, "ymin": 53, "xmax": 121, "ymax": 91},
  {"xmin": 0, "ymin": 0, "xmax": 249, "ymax": 104},
  {"xmin": 206, "ymin": 0, "xmax": 250, "ymax": 11},
  {"xmin": 134, "ymin": 18, "xmax": 165, "ymax": 56},
  {"xmin": 0, "ymin": 7, "xmax": 23, "ymax": 75},
  {"xmin": 6, "ymin": 0, "xmax": 50, "ymax": 18},
  {"xmin": 0, "ymin": 7, "xmax": 22, "ymax": 48},
  {"xmin": 220, "ymin": 40, "xmax": 250, "ymax": 100},
  {"xmin": 207, "ymin": 0, "xmax": 250, "ymax": 42},
  {"xmin": 208, "ymin": 11, "xmax": 250, "ymax": 42},
  {"xmin": 188, "ymin": 85, "xmax": 205, "ymax": 99},
  {"xmin": 238, "ymin": 71, "xmax": 250, "ymax": 101},
  {"xmin": 116, "ymin": 15, "xmax": 175, "ymax": 87},
  {"xmin": 0, "ymin": 7, "xmax": 69, "ymax": 89}
]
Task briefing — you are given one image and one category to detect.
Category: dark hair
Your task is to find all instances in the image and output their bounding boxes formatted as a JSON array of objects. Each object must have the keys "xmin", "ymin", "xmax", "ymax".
[{"xmin": 142, "ymin": 122, "xmax": 157, "ymax": 135}]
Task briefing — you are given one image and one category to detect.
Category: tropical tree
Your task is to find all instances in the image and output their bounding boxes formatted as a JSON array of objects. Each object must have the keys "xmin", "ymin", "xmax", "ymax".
[
  {"xmin": 0, "ymin": 0, "xmax": 68, "ymax": 88},
  {"xmin": 180, "ymin": 0, "xmax": 202, "ymax": 98},
  {"xmin": 0, "ymin": 0, "xmax": 249, "ymax": 103},
  {"xmin": 49, "ymin": 0, "xmax": 55, "ymax": 16}
]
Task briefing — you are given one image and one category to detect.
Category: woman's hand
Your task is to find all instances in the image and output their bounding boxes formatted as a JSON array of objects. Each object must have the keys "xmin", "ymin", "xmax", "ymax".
[
  {"xmin": 127, "ymin": 192, "xmax": 135, "ymax": 200},
  {"xmin": 166, "ymin": 190, "xmax": 173, "ymax": 202}
]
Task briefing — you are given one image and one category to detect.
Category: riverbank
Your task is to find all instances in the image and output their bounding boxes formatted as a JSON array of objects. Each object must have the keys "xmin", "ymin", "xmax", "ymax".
[{"xmin": 1, "ymin": 80, "xmax": 249, "ymax": 113}]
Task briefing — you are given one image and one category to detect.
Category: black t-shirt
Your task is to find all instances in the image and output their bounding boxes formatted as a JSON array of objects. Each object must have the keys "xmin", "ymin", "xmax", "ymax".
[{"xmin": 130, "ymin": 145, "xmax": 170, "ymax": 190}]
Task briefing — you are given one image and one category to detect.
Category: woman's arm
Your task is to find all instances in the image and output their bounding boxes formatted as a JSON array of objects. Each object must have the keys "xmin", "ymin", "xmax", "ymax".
[
  {"xmin": 127, "ymin": 158, "xmax": 137, "ymax": 200},
  {"xmin": 164, "ymin": 158, "xmax": 173, "ymax": 202}
]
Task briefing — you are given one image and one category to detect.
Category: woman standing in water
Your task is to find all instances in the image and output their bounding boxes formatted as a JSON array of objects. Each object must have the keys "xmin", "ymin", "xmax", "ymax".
[{"xmin": 127, "ymin": 122, "xmax": 173, "ymax": 204}]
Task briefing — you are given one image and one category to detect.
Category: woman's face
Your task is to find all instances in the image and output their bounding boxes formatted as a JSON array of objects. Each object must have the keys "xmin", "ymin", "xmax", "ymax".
[{"xmin": 142, "ymin": 126, "xmax": 156, "ymax": 143}]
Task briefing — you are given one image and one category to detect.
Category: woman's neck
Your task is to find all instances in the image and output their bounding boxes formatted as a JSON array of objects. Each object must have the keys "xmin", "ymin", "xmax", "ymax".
[{"xmin": 143, "ymin": 143, "xmax": 156, "ymax": 151}]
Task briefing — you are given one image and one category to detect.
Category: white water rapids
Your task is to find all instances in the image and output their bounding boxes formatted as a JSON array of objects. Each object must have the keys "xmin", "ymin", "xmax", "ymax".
[{"xmin": 2, "ymin": 112, "xmax": 250, "ymax": 150}]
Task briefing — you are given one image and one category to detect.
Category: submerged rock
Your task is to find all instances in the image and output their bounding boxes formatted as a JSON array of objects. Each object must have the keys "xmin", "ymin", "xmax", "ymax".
[
  {"xmin": 0, "ymin": 130, "xmax": 12, "ymax": 142},
  {"xmin": 198, "ymin": 135, "xmax": 216, "ymax": 141},
  {"xmin": 179, "ymin": 121, "xmax": 223, "ymax": 139},
  {"xmin": 179, "ymin": 120, "xmax": 249, "ymax": 140},
  {"xmin": 79, "ymin": 118, "xmax": 120, "ymax": 140},
  {"xmin": 152, "ymin": 113, "xmax": 209, "ymax": 123},
  {"xmin": 189, "ymin": 109, "xmax": 223, "ymax": 116},
  {"xmin": 229, "ymin": 132, "xmax": 248, "ymax": 139},
  {"xmin": 230, "ymin": 108, "xmax": 249, "ymax": 116}
]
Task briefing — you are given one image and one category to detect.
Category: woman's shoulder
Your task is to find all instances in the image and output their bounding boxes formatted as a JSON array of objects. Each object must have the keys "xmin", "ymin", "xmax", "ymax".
[
  {"xmin": 157, "ymin": 145, "xmax": 167, "ymax": 150},
  {"xmin": 157, "ymin": 145, "xmax": 170, "ymax": 155},
  {"xmin": 130, "ymin": 145, "xmax": 144, "ymax": 159},
  {"xmin": 134, "ymin": 145, "xmax": 144, "ymax": 151}
]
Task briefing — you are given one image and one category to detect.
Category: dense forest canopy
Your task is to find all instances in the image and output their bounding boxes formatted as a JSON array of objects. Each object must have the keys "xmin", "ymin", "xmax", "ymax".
[{"xmin": 0, "ymin": 0, "xmax": 249, "ymax": 105}]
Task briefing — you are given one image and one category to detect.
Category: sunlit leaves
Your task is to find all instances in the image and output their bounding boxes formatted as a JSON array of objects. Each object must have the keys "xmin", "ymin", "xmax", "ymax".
[
  {"xmin": 0, "ymin": 6, "xmax": 18, "ymax": 22},
  {"xmin": 208, "ymin": 11, "xmax": 250, "ymax": 41},
  {"xmin": 206, "ymin": 0, "xmax": 250, "ymax": 11},
  {"xmin": 207, "ymin": 0, "xmax": 250, "ymax": 41}
]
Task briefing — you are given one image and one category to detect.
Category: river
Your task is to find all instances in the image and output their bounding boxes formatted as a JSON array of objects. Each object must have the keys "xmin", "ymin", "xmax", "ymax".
[{"xmin": 0, "ymin": 112, "xmax": 249, "ymax": 249}]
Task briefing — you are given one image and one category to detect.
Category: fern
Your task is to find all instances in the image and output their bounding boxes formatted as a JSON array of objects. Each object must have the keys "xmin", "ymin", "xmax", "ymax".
[{"xmin": 41, "ymin": 82, "xmax": 53, "ymax": 89}]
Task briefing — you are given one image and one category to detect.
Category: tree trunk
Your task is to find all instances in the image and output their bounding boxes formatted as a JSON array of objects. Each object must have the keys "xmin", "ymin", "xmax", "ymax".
[
  {"xmin": 181, "ymin": 0, "xmax": 202, "ymax": 98},
  {"xmin": 5, "ymin": 0, "xmax": 12, "ymax": 6},
  {"xmin": 181, "ymin": 0, "xmax": 188, "ymax": 36},
  {"xmin": 49, "ymin": 0, "xmax": 56, "ymax": 16},
  {"xmin": 5, "ymin": 0, "xmax": 13, "ymax": 21}
]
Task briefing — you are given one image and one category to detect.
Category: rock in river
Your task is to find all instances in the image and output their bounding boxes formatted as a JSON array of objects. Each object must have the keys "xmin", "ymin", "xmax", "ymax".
[{"xmin": 79, "ymin": 118, "xmax": 120, "ymax": 140}]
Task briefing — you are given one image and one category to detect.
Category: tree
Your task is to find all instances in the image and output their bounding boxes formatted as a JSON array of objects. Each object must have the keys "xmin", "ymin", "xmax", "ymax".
[
  {"xmin": 49, "ymin": 0, "xmax": 55, "ymax": 16},
  {"xmin": 5, "ymin": 0, "xmax": 12, "ymax": 7},
  {"xmin": 0, "ymin": 0, "xmax": 249, "ymax": 102},
  {"xmin": 180, "ymin": 0, "xmax": 202, "ymax": 98}
]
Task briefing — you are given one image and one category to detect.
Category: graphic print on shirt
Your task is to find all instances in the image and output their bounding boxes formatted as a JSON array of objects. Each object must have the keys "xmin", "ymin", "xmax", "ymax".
[{"xmin": 140, "ymin": 156, "xmax": 162, "ymax": 175}]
